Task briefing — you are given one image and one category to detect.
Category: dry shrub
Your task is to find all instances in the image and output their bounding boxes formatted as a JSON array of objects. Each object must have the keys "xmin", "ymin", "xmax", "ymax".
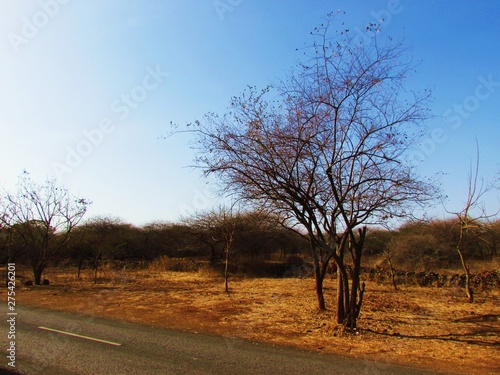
[
  {"xmin": 195, "ymin": 263, "xmax": 220, "ymax": 278},
  {"xmin": 148, "ymin": 256, "xmax": 172, "ymax": 272},
  {"xmin": 148, "ymin": 256, "xmax": 203, "ymax": 273}
]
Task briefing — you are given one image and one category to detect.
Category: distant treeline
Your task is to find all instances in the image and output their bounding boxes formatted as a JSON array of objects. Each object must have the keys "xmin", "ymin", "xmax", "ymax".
[
  {"xmin": 1, "ymin": 212, "xmax": 307, "ymax": 271},
  {"xmin": 364, "ymin": 218, "xmax": 499, "ymax": 270},
  {"xmin": 2, "ymin": 213, "xmax": 499, "ymax": 276}
]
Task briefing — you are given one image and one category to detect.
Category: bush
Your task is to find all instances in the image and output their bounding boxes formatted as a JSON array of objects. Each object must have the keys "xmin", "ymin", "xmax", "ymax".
[
  {"xmin": 389, "ymin": 232, "xmax": 444, "ymax": 271},
  {"xmin": 148, "ymin": 256, "xmax": 203, "ymax": 272}
]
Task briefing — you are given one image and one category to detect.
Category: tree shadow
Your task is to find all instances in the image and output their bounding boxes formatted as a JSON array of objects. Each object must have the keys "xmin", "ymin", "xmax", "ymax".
[{"xmin": 363, "ymin": 314, "xmax": 500, "ymax": 348}]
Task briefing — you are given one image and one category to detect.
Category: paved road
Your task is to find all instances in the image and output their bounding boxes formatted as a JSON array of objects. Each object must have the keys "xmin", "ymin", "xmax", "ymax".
[{"xmin": 3, "ymin": 305, "xmax": 449, "ymax": 375}]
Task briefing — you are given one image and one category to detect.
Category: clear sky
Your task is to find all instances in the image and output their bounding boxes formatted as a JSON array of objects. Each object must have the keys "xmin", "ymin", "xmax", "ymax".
[{"xmin": 1, "ymin": 1, "xmax": 499, "ymax": 226}]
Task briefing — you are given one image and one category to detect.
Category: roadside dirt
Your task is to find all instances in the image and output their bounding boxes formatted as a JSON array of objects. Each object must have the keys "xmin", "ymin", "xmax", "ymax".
[{"xmin": 9, "ymin": 267, "xmax": 500, "ymax": 375}]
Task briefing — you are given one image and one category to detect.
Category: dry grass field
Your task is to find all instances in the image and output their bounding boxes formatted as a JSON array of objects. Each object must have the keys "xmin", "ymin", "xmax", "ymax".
[{"xmin": 8, "ymin": 266, "xmax": 500, "ymax": 375}]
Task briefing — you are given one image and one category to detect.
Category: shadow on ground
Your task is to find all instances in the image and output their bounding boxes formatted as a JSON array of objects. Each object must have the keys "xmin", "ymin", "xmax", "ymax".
[{"xmin": 364, "ymin": 313, "xmax": 500, "ymax": 347}]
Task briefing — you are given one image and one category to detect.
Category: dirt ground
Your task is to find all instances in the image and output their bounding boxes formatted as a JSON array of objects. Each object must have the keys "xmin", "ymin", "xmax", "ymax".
[{"xmin": 7, "ymin": 267, "xmax": 500, "ymax": 375}]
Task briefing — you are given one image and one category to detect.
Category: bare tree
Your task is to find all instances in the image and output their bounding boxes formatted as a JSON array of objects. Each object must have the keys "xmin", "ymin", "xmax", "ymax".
[
  {"xmin": 191, "ymin": 206, "xmax": 238, "ymax": 294},
  {"xmin": 2, "ymin": 172, "xmax": 90, "ymax": 285},
  {"xmin": 450, "ymin": 147, "xmax": 499, "ymax": 303},
  {"xmin": 220, "ymin": 210, "xmax": 236, "ymax": 294},
  {"xmin": 385, "ymin": 248, "xmax": 399, "ymax": 291},
  {"xmin": 179, "ymin": 14, "xmax": 439, "ymax": 329},
  {"xmin": 76, "ymin": 217, "xmax": 124, "ymax": 284},
  {"xmin": 185, "ymin": 214, "xmax": 223, "ymax": 265}
]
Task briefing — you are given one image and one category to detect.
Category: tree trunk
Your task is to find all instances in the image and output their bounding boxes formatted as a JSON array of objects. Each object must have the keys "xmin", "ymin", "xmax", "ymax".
[
  {"xmin": 311, "ymin": 243, "xmax": 331, "ymax": 310},
  {"xmin": 457, "ymin": 227, "xmax": 474, "ymax": 303},
  {"xmin": 387, "ymin": 256, "xmax": 398, "ymax": 291},
  {"xmin": 94, "ymin": 261, "xmax": 99, "ymax": 284},
  {"xmin": 33, "ymin": 265, "xmax": 43, "ymax": 285},
  {"xmin": 313, "ymin": 259, "xmax": 326, "ymax": 310},
  {"xmin": 464, "ymin": 265, "xmax": 474, "ymax": 303},
  {"xmin": 332, "ymin": 235, "xmax": 349, "ymax": 327},
  {"xmin": 336, "ymin": 260, "xmax": 350, "ymax": 325},
  {"xmin": 458, "ymin": 258, "xmax": 474, "ymax": 303},
  {"xmin": 347, "ymin": 248, "xmax": 364, "ymax": 327},
  {"xmin": 348, "ymin": 268, "xmax": 360, "ymax": 329},
  {"xmin": 347, "ymin": 227, "xmax": 367, "ymax": 329},
  {"xmin": 223, "ymin": 238, "xmax": 232, "ymax": 294},
  {"xmin": 77, "ymin": 258, "xmax": 83, "ymax": 279},
  {"xmin": 337, "ymin": 227, "xmax": 367, "ymax": 330},
  {"xmin": 209, "ymin": 244, "xmax": 216, "ymax": 265},
  {"xmin": 336, "ymin": 270, "xmax": 345, "ymax": 324},
  {"xmin": 224, "ymin": 250, "xmax": 230, "ymax": 294},
  {"xmin": 357, "ymin": 282, "xmax": 365, "ymax": 318}
]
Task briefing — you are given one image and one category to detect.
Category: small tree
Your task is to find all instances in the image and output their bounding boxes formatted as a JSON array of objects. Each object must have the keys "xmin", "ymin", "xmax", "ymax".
[
  {"xmin": 191, "ymin": 206, "xmax": 238, "ymax": 293},
  {"xmin": 2, "ymin": 172, "xmax": 90, "ymax": 285},
  {"xmin": 185, "ymin": 215, "xmax": 223, "ymax": 265},
  {"xmin": 78, "ymin": 217, "xmax": 123, "ymax": 283},
  {"xmin": 220, "ymin": 211, "xmax": 236, "ymax": 294},
  {"xmin": 450, "ymin": 148, "xmax": 498, "ymax": 303}
]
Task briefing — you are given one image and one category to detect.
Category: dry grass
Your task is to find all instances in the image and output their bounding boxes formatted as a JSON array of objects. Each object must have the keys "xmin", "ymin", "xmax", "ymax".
[{"xmin": 8, "ymin": 266, "xmax": 500, "ymax": 375}]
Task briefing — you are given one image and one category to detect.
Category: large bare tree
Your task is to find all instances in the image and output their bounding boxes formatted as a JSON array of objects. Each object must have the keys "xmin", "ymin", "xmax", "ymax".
[
  {"xmin": 1, "ymin": 172, "xmax": 90, "ymax": 284},
  {"xmin": 181, "ymin": 15, "xmax": 439, "ymax": 329}
]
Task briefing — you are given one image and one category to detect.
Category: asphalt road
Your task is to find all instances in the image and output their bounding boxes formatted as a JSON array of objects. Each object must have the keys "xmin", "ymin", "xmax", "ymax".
[{"xmin": 2, "ymin": 305, "xmax": 449, "ymax": 375}]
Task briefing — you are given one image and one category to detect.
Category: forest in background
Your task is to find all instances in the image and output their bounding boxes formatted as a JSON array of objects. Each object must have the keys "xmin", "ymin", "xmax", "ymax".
[{"xmin": 2, "ymin": 210, "xmax": 499, "ymax": 282}]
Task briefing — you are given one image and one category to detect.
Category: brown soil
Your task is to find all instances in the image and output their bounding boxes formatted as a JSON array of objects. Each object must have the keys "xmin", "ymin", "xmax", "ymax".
[{"xmin": 8, "ymin": 267, "xmax": 500, "ymax": 375}]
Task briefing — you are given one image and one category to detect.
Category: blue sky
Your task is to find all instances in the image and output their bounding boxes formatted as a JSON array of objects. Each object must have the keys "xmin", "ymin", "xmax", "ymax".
[{"xmin": 1, "ymin": 0, "xmax": 499, "ymax": 226}]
